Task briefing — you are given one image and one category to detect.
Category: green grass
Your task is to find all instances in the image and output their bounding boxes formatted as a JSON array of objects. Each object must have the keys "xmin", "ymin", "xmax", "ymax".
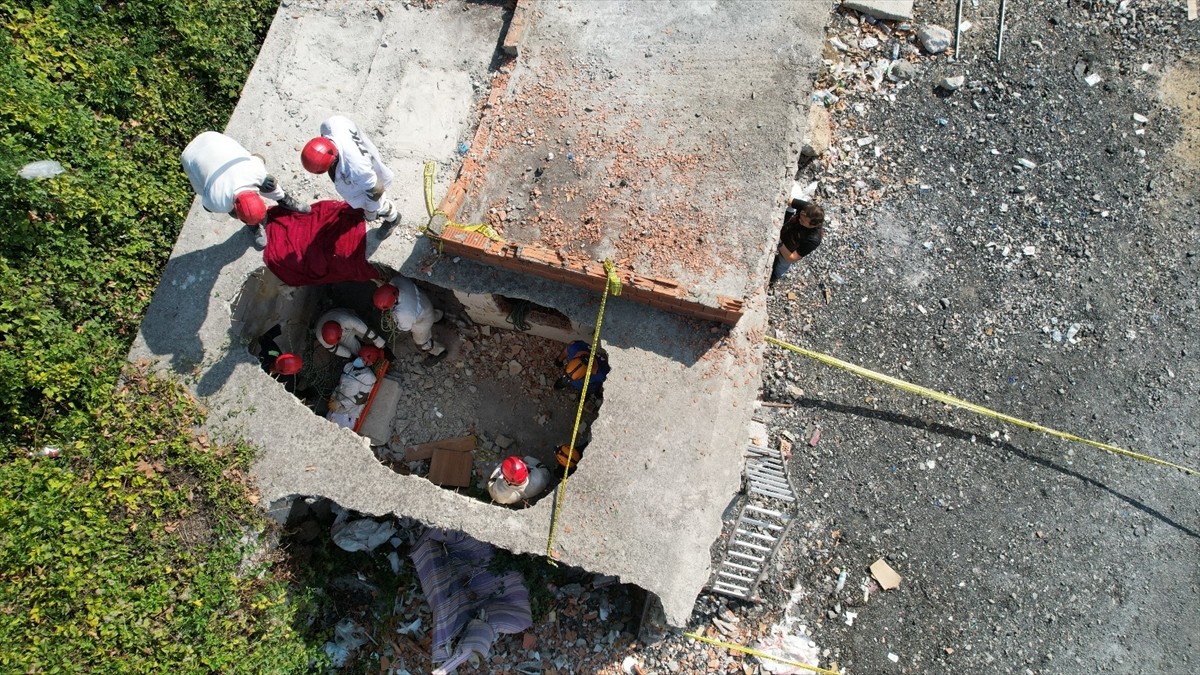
[
  {"xmin": 0, "ymin": 369, "xmax": 324, "ymax": 672},
  {"xmin": 0, "ymin": 1, "xmax": 333, "ymax": 671}
]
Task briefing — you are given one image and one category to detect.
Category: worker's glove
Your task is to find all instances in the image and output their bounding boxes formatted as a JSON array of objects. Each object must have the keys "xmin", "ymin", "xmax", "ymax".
[
  {"xmin": 261, "ymin": 174, "xmax": 279, "ymax": 193},
  {"xmin": 352, "ymin": 357, "xmax": 365, "ymax": 369}
]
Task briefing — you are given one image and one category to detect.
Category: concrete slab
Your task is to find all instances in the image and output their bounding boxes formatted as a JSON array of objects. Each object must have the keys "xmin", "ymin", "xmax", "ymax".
[
  {"xmin": 841, "ymin": 0, "xmax": 914, "ymax": 22},
  {"xmin": 131, "ymin": 0, "xmax": 828, "ymax": 626},
  {"xmin": 446, "ymin": 1, "xmax": 818, "ymax": 314}
]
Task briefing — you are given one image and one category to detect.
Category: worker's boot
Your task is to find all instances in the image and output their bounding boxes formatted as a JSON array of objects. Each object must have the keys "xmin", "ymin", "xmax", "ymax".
[
  {"xmin": 251, "ymin": 224, "xmax": 268, "ymax": 249},
  {"xmin": 421, "ymin": 339, "xmax": 446, "ymax": 358},
  {"xmin": 432, "ymin": 309, "xmax": 444, "ymax": 324},
  {"xmin": 277, "ymin": 193, "xmax": 311, "ymax": 214},
  {"xmin": 376, "ymin": 213, "xmax": 400, "ymax": 239}
]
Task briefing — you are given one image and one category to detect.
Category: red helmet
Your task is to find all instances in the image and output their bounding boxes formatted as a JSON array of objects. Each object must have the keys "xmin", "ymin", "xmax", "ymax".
[
  {"xmin": 320, "ymin": 320, "xmax": 343, "ymax": 345},
  {"xmin": 233, "ymin": 191, "xmax": 267, "ymax": 226},
  {"xmin": 358, "ymin": 345, "xmax": 383, "ymax": 366},
  {"xmin": 301, "ymin": 136, "xmax": 338, "ymax": 173},
  {"xmin": 272, "ymin": 353, "xmax": 303, "ymax": 376},
  {"xmin": 372, "ymin": 283, "xmax": 400, "ymax": 310},
  {"xmin": 500, "ymin": 456, "xmax": 528, "ymax": 485}
]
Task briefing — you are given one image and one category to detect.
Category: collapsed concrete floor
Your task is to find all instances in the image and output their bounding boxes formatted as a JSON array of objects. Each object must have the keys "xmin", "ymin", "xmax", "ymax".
[
  {"xmin": 237, "ymin": 269, "xmax": 598, "ymax": 498},
  {"xmin": 131, "ymin": 0, "xmax": 829, "ymax": 625}
]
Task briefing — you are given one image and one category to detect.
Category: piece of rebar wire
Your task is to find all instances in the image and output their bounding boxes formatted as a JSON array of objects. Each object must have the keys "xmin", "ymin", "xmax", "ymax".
[
  {"xmin": 996, "ymin": 0, "xmax": 1009, "ymax": 61},
  {"xmin": 954, "ymin": 0, "xmax": 964, "ymax": 60}
]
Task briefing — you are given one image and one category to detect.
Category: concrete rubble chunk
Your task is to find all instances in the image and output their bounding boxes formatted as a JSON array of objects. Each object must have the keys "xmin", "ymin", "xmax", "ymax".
[
  {"xmin": 801, "ymin": 105, "xmax": 832, "ymax": 157},
  {"xmin": 841, "ymin": 0, "xmax": 914, "ymax": 22},
  {"xmin": 937, "ymin": 75, "xmax": 965, "ymax": 91},
  {"xmin": 917, "ymin": 25, "xmax": 952, "ymax": 54},
  {"xmin": 888, "ymin": 60, "xmax": 919, "ymax": 82}
]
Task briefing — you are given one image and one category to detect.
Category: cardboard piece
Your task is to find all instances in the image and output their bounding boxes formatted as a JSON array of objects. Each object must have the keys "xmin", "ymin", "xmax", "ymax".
[
  {"xmin": 405, "ymin": 435, "xmax": 476, "ymax": 462},
  {"xmin": 870, "ymin": 559, "xmax": 902, "ymax": 590},
  {"xmin": 428, "ymin": 444, "xmax": 475, "ymax": 487}
]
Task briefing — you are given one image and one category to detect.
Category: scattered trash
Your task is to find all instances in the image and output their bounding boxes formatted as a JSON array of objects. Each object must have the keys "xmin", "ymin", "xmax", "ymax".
[
  {"xmin": 1132, "ymin": 112, "xmax": 1149, "ymax": 124},
  {"xmin": 835, "ymin": 569, "xmax": 848, "ymax": 592},
  {"xmin": 1084, "ymin": 72, "xmax": 1103, "ymax": 87},
  {"xmin": 754, "ymin": 627, "xmax": 823, "ymax": 674},
  {"xmin": 323, "ymin": 618, "xmax": 370, "ymax": 668},
  {"xmin": 18, "ymin": 160, "xmax": 65, "ymax": 180},
  {"xmin": 41, "ymin": 446, "xmax": 61, "ymax": 458},
  {"xmin": 888, "ymin": 652, "xmax": 900, "ymax": 663},
  {"xmin": 870, "ymin": 559, "xmax": 902, "ymax": 590},
  {"xmin": 621, "ymin": 655, "xmax": 645, "ymax": 675},
  {"xmin": 330, "ymin": 509, "xmax": 397, "ymax": 552},
  {"xmin": 457, "ymin": 142, "xmax": 470, "ymax": 155},
  {"xmin": 809, "ymin": 428, "xmax": 822, "ymax": 447},
  {"xmin": 844, "ymin": 610, "xmax": 858, "ymax": 626}
]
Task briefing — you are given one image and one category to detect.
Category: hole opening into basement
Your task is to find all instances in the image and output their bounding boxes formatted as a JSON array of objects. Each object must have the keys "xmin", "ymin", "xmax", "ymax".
[{"xmin": 233, "ymin": 268, "xmax": 604, "ymax": 507}]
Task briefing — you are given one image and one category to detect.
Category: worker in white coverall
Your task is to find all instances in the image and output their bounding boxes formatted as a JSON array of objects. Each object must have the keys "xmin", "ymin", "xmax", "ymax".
[
  {"xmin": 487, "ymin": 456, "xmax": 551, "ymax": 505},
  {"xmin": 315, "ymin": 308, "xmax": 385, "ymax": 359},
  {"xmin": 372, "ymin": 276, "xmax": 446, "ymax": 357},
  {"xmin": 181, "ymin": 131, "xmax": 310, "ymax": 248},
  {"xmin": 301, "ymin": 115, "xmax": 401, "ymax": 239}
]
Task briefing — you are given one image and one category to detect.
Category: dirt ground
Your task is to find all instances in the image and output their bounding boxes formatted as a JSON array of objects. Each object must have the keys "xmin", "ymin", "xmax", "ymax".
[{"xmin": 283, "ymin": 1, "xmax": 1199, "ymax": 673}]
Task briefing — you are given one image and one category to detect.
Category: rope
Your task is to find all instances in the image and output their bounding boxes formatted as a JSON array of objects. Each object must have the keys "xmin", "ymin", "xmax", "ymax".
[
  {"xmin": 546, "ymin": 260, "xmax": 622, "ymax": 561},
  {"xmin": 765, "ymin": 336, "xmax": 1199, "ymax": 477},
  {"xmin": 421, "ymin": 160, "xmax": 504, "ymax": 242},
  {"xmin": 683, "ymin": 632, "xmax": 841, "ymax": 675},
  {"xmin": 506, "ymin": 298, "xmax": 532, "ymax": 332}
]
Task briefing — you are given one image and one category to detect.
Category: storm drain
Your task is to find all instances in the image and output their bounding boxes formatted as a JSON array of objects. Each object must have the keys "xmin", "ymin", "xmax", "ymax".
[{"xmin": 710, "ymin": 443, "xmax": 797, "ymax": 601}]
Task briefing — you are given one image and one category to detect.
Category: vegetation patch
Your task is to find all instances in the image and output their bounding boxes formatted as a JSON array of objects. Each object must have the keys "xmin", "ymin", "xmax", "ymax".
[
  {"xmin": 0, "ymin": 2, "xmax": 338, "ymax": 671},
  {"xmin": 0, "ymin": 369, "xmax": 323, "ymax": 672}
]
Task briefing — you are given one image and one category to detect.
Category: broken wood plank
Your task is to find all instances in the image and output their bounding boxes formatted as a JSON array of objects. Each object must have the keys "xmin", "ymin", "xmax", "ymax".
[
  {"xmin": 405, "ymin": 435, "xmax": 476, "ymax": 462},
  {"xmin": 428, "ymin": 447, "xmax": 475, "ymax": 487}
]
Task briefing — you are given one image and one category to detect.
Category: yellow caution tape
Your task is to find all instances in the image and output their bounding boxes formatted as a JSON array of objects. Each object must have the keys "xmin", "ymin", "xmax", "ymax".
[
  {"xmin": 683, "ymin": 631, "xmax": 842, "ymax": 675},
  {"xmin": 421, "ymin": 160, "xmax": 504, "ymax": 242},
  {"xmin": 765, "ymin": 336, "xmax": 1199, "ymax": 477},
  {"xmin": 546, "ymin": 260, "xmax": 621, "ymax": 561}
]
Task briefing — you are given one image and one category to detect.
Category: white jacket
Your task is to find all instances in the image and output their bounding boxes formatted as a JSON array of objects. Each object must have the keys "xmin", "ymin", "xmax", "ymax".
[
  {"xmin": 320, "ymin": 115, "xmax": 395, "ymax": 211},
  {"xmin": 383, "ymin": 276, "xmax": 433, "ymax": 331},
  {"xmin": 487, "ymin": 457, "xmax": 551, "ymax": 505},
  {"xmin": 181, "ymin": 132, "xmax": 268, "ymax": 214},
  {"xmin": 315, "ymin": 308, "xmax": 385, "ymax": 358}
]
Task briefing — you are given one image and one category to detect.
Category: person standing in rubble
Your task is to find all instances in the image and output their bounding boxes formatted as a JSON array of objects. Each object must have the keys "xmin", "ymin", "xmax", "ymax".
[
  {"xmin": 487, "ymin": 456, "xmax": 551, "ymax": 506},
  {"xmin": 373, "ymin": 276, "xmax": 446, "ymax": 357},
  {"xmin": 553, "ymin": 340, "xmax": 610, "ymax": 396},
  {"xmin": 181, "ymin": 131, "xmax": 310, "ymax": 248},
  {"xmin": 301, "ymin": 115, "xmax": 402, "ymax": 239},
  {"xmin": 770, "ymin": 184, "xmax": 825, "ymax": 285},
  {"xmin": 315, "ymin": 308, "xmax": 386, "ymax": 359}
]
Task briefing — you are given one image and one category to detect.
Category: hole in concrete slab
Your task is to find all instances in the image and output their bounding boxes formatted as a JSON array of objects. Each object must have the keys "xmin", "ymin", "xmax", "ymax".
[{"xmin": 233, "ymin": 268, "xmax": 603, "ymax": 505}]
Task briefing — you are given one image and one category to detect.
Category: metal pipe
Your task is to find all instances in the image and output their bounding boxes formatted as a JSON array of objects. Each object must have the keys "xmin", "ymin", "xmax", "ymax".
[
  {"xmin": 954, "ymin": 0, "xmax": 964, "ymax": 61},
  {"xmin": 996, "ymin": 0, "xmax": 1009, "ymax": 61}
]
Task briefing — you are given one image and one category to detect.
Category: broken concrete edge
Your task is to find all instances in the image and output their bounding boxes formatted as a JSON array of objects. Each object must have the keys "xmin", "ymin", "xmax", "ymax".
[
  {"xmin": 840, "ymin": 0, "xmax": 914, "ymax": 22},
  {"xmin": 435, "ymin": 225, "xmax": 745, "ymax": 325}
]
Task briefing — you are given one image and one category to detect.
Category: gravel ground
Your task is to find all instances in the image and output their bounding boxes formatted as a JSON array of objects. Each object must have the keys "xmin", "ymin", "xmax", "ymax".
[{"xmin": 285, "ymin": 2, "xmax": 1199, "ymax": 673}]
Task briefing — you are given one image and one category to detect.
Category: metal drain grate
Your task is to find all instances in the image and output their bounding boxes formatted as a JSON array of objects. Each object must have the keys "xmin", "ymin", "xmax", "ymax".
[{"xmin": 710, "ymin": 443, "xmax": 797, "ymax": 600}]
